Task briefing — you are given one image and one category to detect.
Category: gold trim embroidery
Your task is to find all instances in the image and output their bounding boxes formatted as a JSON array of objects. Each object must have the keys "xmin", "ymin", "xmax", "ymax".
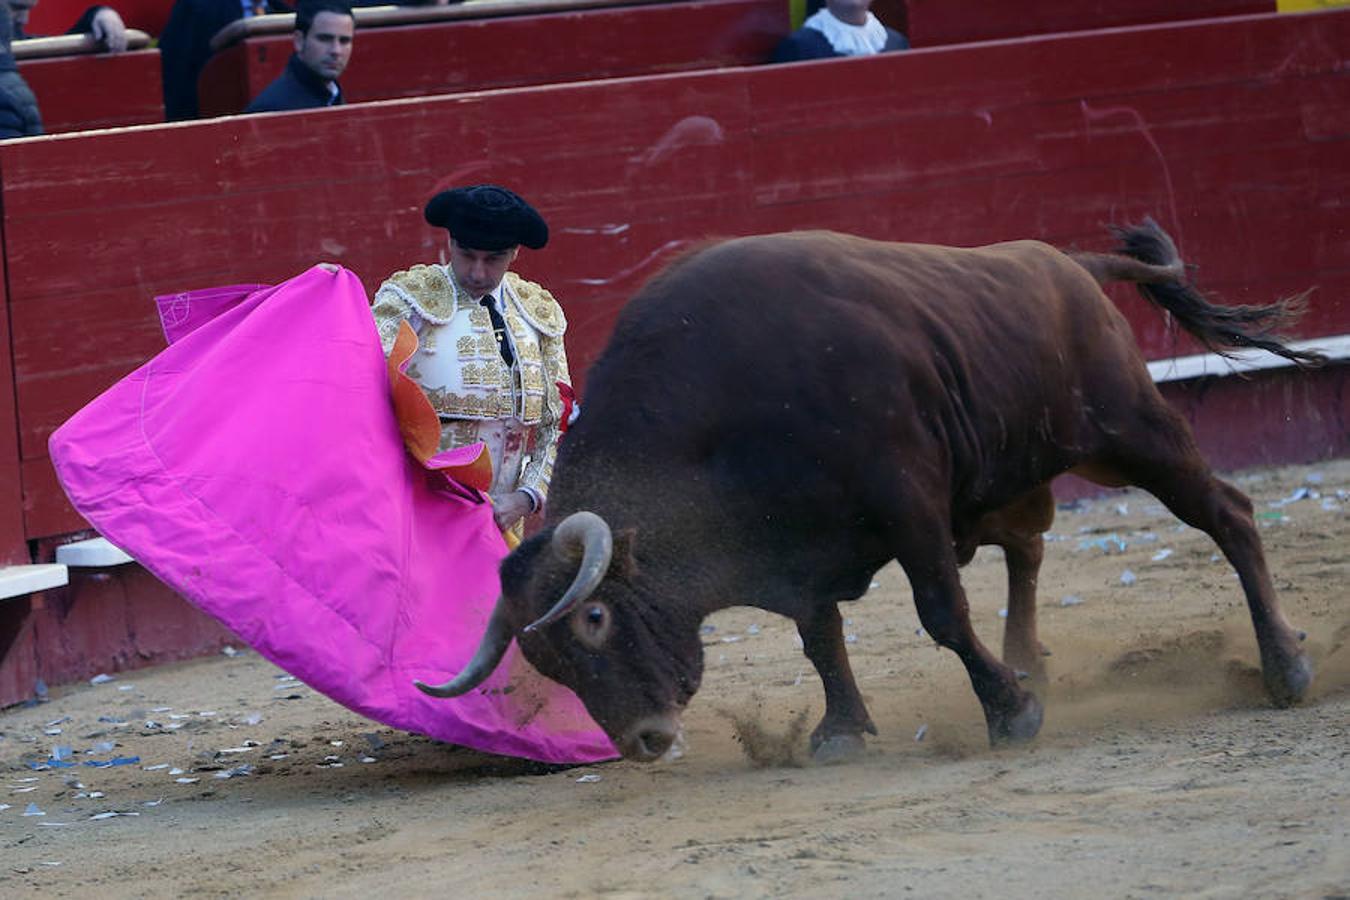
[
  {"xmin": 438, "ymin": 420, "xmax": 481, "ymax": 451},
  {"xmin": 523, "ymin": 395, "xmax": 543, "ymax": 421},
  {"xmin": 520, "ymin": 365, "xmax": 545, "ymax": 392},
  {"xmin": 508, "ymin": 276, "xmax": 566, "ymax": 336},
  {"xmin": 424, "ymin": 387, "xmax": 515, "ymax": 420}
]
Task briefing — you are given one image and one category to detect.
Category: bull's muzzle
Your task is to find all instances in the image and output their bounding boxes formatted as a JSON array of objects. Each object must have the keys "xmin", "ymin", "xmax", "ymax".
[{"xmin": 618, "ymin": 711, "xmax": 684, "ymax": 762}]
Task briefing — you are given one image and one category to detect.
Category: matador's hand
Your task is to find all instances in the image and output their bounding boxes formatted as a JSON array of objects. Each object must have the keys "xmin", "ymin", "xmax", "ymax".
[{"xmin": 491, "ymin": 490, "xmax": 533, "ymax": 531}]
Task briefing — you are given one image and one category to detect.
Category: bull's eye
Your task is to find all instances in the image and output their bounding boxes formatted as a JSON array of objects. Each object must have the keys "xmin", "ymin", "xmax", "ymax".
[{"xmin": 571, "ymin": 601, "xmax": 612, "ymax": 650}]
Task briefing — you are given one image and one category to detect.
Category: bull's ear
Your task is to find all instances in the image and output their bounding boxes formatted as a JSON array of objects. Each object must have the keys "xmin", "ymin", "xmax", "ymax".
[{"xmin": 611, "ymin": 527, "xmax": 640, "ymax": 581}]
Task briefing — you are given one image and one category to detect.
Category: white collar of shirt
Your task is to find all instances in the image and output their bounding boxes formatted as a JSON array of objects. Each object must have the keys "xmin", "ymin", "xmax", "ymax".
[
  {"xmin": 475, "ymin": 279, "xmax": 516, "ymax": 311},
  {"xmin": 803, "ymin": 9, "xmax": 888, "ymax": 56}
]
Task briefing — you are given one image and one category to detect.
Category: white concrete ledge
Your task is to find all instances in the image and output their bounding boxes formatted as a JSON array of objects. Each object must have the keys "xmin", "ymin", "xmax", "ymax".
[
  {"xmin": 56, "ymin": 537, "xmax": 135, "ymax": 567},
  {"xmin": 1148, "ymin": 334, "xmax": 1349, "ymax": 384},
  {"xmin": 0, "ymin": 564, "xmax": 69, "ymax": 600}
]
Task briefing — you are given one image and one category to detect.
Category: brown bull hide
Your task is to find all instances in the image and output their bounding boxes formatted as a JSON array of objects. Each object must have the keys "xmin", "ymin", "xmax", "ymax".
[{"xmin": 423, "ymin": 220, "xmax": 1320, "ymax": 764}]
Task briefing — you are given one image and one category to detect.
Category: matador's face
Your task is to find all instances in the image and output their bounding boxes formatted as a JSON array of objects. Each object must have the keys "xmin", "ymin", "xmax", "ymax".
[{"xmin": 449, "ymin": 238, "xmax": 519, "ymax": 299}]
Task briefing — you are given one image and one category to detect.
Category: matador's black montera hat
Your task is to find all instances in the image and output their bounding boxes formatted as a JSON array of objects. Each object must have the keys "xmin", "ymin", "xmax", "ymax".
[{"xmin": 424, "ymin": 185, "xmax": 549, "ymax": 251}]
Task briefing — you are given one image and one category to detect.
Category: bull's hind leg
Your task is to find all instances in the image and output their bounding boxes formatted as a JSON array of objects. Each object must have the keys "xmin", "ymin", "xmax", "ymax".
[
  {"xmin": 1088, "ymin": 403, "xmax": 1313, "ymax": 706},
  {"xmin": 797, "ymin": 603, "xmax": 878, "ymax": 764},
  {"xmin": 971, "ymin": 486, "xmax": 1056, "ymax": 681},
  {"xmin": 901, "ymin": 531, "xmax": 1044, "ymax": 747}
]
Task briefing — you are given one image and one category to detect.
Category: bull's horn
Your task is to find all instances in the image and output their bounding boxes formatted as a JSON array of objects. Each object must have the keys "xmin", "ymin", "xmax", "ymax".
[
  {"xmin": 414, "ymin": 597, "xmax": 515, "ymax": 698},
  {"xmin": 524, "ymin": 511, "xmax": 613, "ymax": 632}
]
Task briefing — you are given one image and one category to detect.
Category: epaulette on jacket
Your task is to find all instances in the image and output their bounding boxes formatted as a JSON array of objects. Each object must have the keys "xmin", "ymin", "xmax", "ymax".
[
  {"xmin": 506, "ymin": 273, "xmax": 567, "ymax": 338},
  {"xmin": 382, "ymin": 264, "xmax": 458, "ymax": 324}
]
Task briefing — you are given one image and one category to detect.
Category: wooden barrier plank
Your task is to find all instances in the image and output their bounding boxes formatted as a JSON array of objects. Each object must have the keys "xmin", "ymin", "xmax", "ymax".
[
  {"xmin": 18, "ymin": 47, "xmax": 163, "ymax": 134},
  {"xmin": 906, "ymin": 0, "xmax": 1273, "ymax": 47},
  {"xmin": 199, "ymin": 0, "xmax": 787, "ymax": 116},
  {"xmin": 1160, "ymin": 366, "xmax": 1350, "ymax": 472},
  {"xmin": 20, "ymin": 458, "xmax": 77, "ymax": 539},
  {"xmin": 0, "ymin": 223, "xmax": 28, "ymax": 564},
  {"xmin": 3, "ymin": 9, "xmax": 1347, "ymax": 540},
  {"xmin": 25, "ymin": 0, "xmax": 174, "ymax": 39}
]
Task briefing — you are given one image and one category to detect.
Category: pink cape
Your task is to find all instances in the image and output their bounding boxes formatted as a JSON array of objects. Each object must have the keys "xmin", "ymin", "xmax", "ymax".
[{"xmin": 48, "ymin": 266, "xmax": 616, "ymax": 764}]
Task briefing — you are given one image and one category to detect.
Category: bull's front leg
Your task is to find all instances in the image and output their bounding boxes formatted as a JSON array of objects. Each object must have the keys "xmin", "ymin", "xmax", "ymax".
[{"xmin": 797, "ymin": 603, "xmax": 877, "ymax": 764}]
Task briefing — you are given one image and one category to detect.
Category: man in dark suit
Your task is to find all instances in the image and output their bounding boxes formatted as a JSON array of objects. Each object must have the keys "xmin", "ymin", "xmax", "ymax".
[
  {"xmin": 245, "ymin": 0, "xmax": 352, "ymax": 113},
  {"xmin": 158, "ymin": 0, "xmax": 292, "ymax": 120}
]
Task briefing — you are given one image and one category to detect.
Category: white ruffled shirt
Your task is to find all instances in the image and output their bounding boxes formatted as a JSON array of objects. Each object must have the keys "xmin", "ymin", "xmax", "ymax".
[{"xmin": 803, "ymin": 8, "xmax": 889, "ymax": 56}]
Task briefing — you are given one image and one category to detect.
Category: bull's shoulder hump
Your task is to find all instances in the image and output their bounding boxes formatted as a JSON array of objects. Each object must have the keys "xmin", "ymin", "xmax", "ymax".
[{"xmin": 506, "ymin": 273, "xmax": 567, "ymax": 337}]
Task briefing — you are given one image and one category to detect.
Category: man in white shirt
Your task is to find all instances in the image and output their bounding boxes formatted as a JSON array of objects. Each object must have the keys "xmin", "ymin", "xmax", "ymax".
[{"xmin": 772, "ymin": 0, "xmax": 909, "ymax": 62}]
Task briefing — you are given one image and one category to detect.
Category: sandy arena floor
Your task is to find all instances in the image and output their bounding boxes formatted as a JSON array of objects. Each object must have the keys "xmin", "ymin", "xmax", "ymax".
[{"xmin": 1, "ymin": 460, "xmax": 1348, "ymax": 899}]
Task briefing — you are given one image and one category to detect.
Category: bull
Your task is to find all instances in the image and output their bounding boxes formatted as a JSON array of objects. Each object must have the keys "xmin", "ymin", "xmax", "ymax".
[{"xmin": 416, "ymin": 220, "xmax": 1324, "ymax": 763}]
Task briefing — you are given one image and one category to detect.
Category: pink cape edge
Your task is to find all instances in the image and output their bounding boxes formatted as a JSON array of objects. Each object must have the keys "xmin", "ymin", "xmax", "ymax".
[{"xmin": 47, "ymin": 266, "xmax": 616, "ymax": 764}]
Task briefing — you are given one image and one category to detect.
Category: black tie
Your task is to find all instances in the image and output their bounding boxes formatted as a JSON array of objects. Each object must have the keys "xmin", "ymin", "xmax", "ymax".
[{"xmin": 480, "ymin": 295, "xmax": 514, "ymax": 367}]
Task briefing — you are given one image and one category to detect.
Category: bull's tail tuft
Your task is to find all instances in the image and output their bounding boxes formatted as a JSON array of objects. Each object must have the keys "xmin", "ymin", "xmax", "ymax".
[{"xmin": 1074, "ymin": 217, "xmax": 1326, "ymax": 369}]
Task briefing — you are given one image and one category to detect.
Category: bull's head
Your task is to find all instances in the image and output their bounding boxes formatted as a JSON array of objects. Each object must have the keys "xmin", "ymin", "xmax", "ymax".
[{"xmin": 414, "ymin": 511, "xmax": 705, "ymax": 761}]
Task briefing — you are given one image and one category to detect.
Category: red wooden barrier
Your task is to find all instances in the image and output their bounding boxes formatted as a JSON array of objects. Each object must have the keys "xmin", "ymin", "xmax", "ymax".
[
  {"xmin": 198, "ymin": 0, "xmax": 788, "ymax": 117},
  {"xmin": 25, "ymin": 0, "xmax": 176, "ymax": 38},
  {"xmin": 18, "ymin": 48, "xmax": 164, "ymax": 133},
  {"xmin": 0, "ymin": 254, "xmax": 28, "ymax": 565},
  {"xmin": 3, "ymin": 8, "xmax": 1348, "ymax": 543},
  {"xmin": 905, "ymin": 0, "xmax": 1272, "ymax": 46},
  {"xmin": 0, "ymin": 554, "xmax": 233, "ymax": 707}
]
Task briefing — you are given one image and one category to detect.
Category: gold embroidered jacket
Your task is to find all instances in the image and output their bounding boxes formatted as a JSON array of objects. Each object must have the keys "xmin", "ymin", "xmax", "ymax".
[{"xmin": 371, "ymin": 264, "xmax": 571, "ymax": 505}]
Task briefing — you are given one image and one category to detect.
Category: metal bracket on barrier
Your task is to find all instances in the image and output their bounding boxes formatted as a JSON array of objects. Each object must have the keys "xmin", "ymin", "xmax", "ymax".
[
  {"xmin": 55, "ymin": 537, "xmax": 135, "ymax": 568},
  {"xmin": 0, "ymin": 564, "xmax": 70, "ymax": 600}
]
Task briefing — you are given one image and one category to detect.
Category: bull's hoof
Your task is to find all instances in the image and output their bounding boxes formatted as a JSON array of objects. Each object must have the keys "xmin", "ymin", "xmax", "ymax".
[
  {"xmin": 812, "ymin": 733, "xmax": 866, "ymax": 766},
  {"xmin": 987, "ymin": 692, "xmax": 1043, "ymax": 747},
  {"xmin": 1263, "ymin": 649, "xmax": 1314, "ymax": 708}
]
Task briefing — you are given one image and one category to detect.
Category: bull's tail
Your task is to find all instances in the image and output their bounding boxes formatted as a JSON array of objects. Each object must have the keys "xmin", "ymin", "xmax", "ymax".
[{"xmin": 1069, "ymin": 217, "xmax": 1326, "ymax": 369}]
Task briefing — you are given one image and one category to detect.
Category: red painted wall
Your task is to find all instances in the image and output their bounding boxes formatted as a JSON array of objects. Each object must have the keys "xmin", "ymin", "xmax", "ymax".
[
  {"xmin": 906, "ymin": 0, "xmax": 1273, "ymax": 46},
  {"xmin": 1, "ymin": 5, "xmax": 1347, "ymax": 705},
  {"xmin": 18, "ymin": 49, "xmax": 164, "ymax": 133},
  {"xmin": 3, "ymin": 8, "xmax": 1348, "ymax": 542},
  {"xmin": 25, "ymin": 0, "xmax": 175, "ymax": 38},
  {"xmin": 0, "ymin": 560, "xmax": 233, "ymax": 707},
  {"xmin": 0, "ymin": 228, "xmax": 28, "ymax": 565},
  {"xmin": 200, "ymin": 0, "xmax": 788, "ymax": 116},
  {"xmin": 1162, "ymin": 368, "xmax": 1350, "ymax": 473}
]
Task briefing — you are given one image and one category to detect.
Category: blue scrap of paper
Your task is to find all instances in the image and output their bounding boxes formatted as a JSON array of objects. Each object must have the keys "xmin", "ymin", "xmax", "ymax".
[{"xmin": 83, "ymin": 756, "xmax": 141, "ymax": 768}]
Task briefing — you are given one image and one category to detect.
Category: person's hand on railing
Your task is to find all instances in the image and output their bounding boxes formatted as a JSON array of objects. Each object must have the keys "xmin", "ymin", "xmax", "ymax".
[{"xmin": 90, "ymin": 6, "xmax": 128, "ymax": 53}]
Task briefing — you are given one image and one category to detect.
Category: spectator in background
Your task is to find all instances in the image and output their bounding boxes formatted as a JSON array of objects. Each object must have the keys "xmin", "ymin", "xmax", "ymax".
[
  {"xmin": 771, "ymin": 0, "xmax": 908, "ymax": 63},
  {"xmin": 7, "ymin": 0, "xmax": 129, "ymax": 52},
  {"xmin": 0, "ymin": 6, "xmax": 41, "ymax": 137},
  {"xmin": 245, "ymin": 0, "xmax": 352, "ymax": 113},
  {"xmin": 161, "ymin": 0, "xmax": 438, "ymax": 121},
  {"xmin": 158, "ymin": 0, "xmax": 293, "ymax": 121}
]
